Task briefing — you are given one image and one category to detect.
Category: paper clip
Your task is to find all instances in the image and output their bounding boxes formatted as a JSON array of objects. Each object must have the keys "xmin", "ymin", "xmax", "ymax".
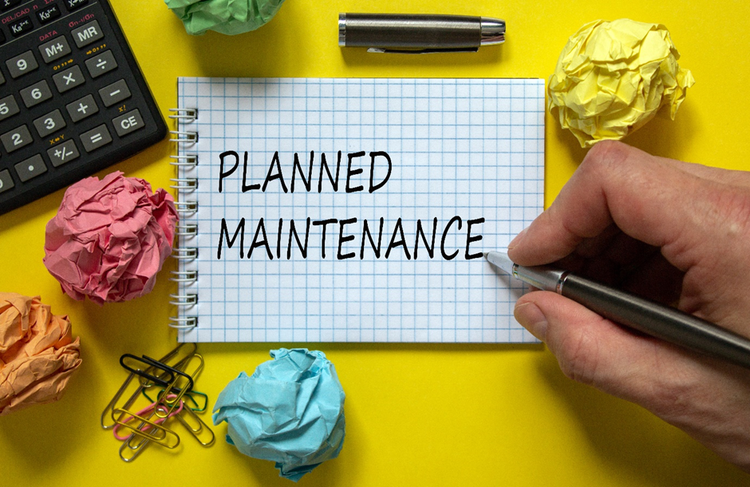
[
  {"xmin": 119, "ymin": 426, "xmax": 160, "ymax": 463},
  {"xmin": 119, "ymin": 437, "xmax": 149, "ymax": 463},
  {"xmin": 139, "ymin": 343, "xmax": 198, "ymax": 387},
  {"xmin": 150, "ymin": 352, "xmax": 204, "ymax": 418},
  {"xmin": 179, "ymin": 352, "xmax": 205, "ymax": 382},
  {"xmin": 112, "ymin": 396, "xmax": 184, "ymax": 441},
  {"xmin": 175, "ymin": 406, "xmax": 216, "ymax": 447},
  {"xmin": 142, "ymin": 388, "xmax": 208, "ymax": 412},
  {"xmin": 182, "ymin": 390, "xmax": 208, "ymax": 412},
  {"xmin": 154, "ymin": 369, "xmax": 193, "ymax": 418},
  {"xmin": 104, "ymin": 344, "xmax": 213, "ymax": 462},
  {"xmin": 100, "ymin": 372, "xmax": 145, "ymax": 430},
  {"xmin": 112, "ymin": 407, "xmax": 180, "ymax": 449},
  {"xmin": 120, "ymin": 354, "xmax": 174, "ymax": 387}
]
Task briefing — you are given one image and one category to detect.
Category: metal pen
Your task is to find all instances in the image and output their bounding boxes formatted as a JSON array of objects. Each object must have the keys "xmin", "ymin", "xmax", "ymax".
[
  {"xmin": 338, "ymin": 13, "xmax": 506, "ymax": 53},
  {"xmin": 485, "ymin": 251, "xmax": 750, "ymax": 370}
]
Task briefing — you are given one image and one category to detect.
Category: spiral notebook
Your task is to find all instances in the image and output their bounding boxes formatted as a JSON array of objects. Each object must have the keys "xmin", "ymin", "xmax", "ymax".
[{"xmin": 170, "ymin": 77, "xmax": 544, "ymax": 343}]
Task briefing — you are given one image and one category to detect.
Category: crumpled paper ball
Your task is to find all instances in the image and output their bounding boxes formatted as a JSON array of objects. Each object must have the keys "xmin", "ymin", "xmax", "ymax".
[
  {"xmin": 0, "ymin": 293, "xmax": 81, "ymax": 416},
  {"xmin": 548, "ymin": 19, "xmax": 695, "ymax": 148},
  {"xmin": 213, "ymin": 349, "xmax": 346, "ymax": 482},
  {"xmin": 165, "ymin": 0, "xmax": 286, "ymax": 36},
  {"xmin": 43, "ymin": 171, "xmax": 178, "ymax": 304}
]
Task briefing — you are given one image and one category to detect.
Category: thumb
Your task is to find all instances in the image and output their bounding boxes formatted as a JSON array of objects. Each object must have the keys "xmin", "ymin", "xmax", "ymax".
[{"xmin": 514, "ymin": 290, "xmax": 682, "ymax": 401}]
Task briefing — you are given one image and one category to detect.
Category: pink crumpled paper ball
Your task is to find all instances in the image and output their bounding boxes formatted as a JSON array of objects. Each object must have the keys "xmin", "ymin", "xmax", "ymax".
[
  {"xmin": 0, "ymin": 292, "xmax": 82, "ymax": 416},
  {"xmin": 43, "ymin": 171, "xmax": 178, "ymax": 304}
]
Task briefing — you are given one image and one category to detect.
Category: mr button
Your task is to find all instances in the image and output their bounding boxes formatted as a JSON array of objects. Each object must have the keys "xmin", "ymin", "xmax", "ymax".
[{"xmin": 113, "ymin": 109, "xmax": 144, "ymax": 137}]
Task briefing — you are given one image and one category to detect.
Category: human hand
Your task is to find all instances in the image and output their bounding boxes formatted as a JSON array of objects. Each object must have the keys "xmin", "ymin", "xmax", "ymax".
[{"xmin": 508, "ymin": 141, "xmax": 750, "ymax": 471}]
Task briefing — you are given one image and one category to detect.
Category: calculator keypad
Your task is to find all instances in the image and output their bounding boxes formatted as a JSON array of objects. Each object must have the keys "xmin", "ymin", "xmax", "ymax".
[{"xmin": 0, "ymin": 0, "xmax": 167, "ymax": 215}]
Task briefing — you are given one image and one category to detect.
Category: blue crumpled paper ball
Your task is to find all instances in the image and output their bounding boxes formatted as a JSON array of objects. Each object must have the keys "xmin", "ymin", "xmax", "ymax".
[{"xmin": 213, "ymin": 349, "xmax": 346, "ymax": 481}]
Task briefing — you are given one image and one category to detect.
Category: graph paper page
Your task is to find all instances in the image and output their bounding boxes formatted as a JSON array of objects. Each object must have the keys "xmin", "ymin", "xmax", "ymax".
[{"xmin": 175, "ymin": 77, "xmax": 544, "ymax": 343}]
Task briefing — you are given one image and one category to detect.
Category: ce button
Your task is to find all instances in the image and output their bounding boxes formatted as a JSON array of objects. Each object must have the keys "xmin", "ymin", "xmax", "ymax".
[{"xmin": 113, "ymin": 109, "xmax": 145, "ymax": 137}]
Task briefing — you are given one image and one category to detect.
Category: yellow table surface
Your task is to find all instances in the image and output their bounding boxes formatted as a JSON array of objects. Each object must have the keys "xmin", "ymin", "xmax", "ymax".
[{"xmin": 2, "ymin": 0, "xmax": 749, "ymax": 485}]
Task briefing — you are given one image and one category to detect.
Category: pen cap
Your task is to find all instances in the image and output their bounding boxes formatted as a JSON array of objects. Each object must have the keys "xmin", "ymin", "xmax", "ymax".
[{"xmin": 339, "ymin": 13, "xmax": 504, "ymax": 50}]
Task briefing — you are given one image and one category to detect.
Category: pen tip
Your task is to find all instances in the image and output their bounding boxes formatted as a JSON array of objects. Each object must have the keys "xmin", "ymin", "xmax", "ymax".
[{"xmin": 484, "ymin": 250, "xmax": 514, "ymax": 275}]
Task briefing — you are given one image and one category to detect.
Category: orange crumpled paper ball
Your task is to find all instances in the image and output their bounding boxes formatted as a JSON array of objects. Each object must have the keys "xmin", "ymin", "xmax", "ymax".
[{"xmin": 0, "ymin": 293, "xmax": 82, "ymax": 416}]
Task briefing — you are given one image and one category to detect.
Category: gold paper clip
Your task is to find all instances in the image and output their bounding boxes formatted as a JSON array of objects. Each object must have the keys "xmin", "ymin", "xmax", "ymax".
[
  {"xmin": 119, "ymin": 437, "xmax": 149, "ymax": 462},
  {"xmin": 175, "ymin": 407, "xmax": 216, "ymax": 447},
  {"xmin": 154, "ymin": 353, "xmax": 204, "ymax": 418},
  {"xmin": 100, "ymin": 372, "xmax": 145, "ymax": 430},
  {"xmin": 177, "ymin": 352, "xmax": 204, "ymax": 382},
  {"xmin": 113, "ymin": 407, "xmax": 180, "ymax": 449},
  {"xmin": 154, "ymin": 371, "xmax": 192, "ymax": 418},
  {"xmin": 118, "ymin": 394, "xmax": 186, "ymax": 459}
]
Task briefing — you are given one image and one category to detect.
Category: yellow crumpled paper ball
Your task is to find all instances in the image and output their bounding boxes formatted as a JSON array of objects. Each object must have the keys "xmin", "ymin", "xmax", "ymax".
[{"xmin": 548, "ymin": 19, "xmax": 695, "ymax": 148}]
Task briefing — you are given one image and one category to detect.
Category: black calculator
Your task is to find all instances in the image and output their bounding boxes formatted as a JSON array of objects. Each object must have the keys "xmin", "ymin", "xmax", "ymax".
[{"xmin": 0, "ymin": 0, "xmax": 166, "ymax": 215}]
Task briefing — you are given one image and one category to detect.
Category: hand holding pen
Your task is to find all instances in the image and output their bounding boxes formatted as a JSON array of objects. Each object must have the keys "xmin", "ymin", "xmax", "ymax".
[{"xmin": 504, "ymin": 141, "xmax": 750, "ymax": 472}]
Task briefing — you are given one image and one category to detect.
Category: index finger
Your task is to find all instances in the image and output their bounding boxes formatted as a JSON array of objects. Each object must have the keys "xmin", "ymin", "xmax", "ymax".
[{"xmin": 507, "ymin": 141, "xmax": 732, "ymax": 271}]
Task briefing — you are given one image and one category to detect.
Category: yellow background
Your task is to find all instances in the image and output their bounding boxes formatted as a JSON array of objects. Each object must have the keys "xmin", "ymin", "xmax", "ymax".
[{"xmin": 1, "ymin": 0, "xmax": 749, "ymax": 485}]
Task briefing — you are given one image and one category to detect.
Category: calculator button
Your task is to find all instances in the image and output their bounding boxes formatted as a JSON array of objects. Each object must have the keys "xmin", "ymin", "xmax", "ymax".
[
  {"xmin": 52, "ymin": 65, "xmax": 85, "ymax": 93},
  {"xmin": 1, "ymin": 125, "xmax": 32, "ymax": 153},
  {"xmin": 9, "ymin": 15, "xmax": 33, "ymax": 37},
  {"xmin": 1, "ymin": 0, "xmax": 23, "ymax": 11},
  {"xmin": 72, "ymin": 20, "xmax": 103, "ymax": 48},
  {"xmin": 33, "ymin": 109, "xmax": 67, "ymax": 137},
  {"xmin": 64, "ymin": 0, "xmax": 88, "ymax": 11},
  {"xmin": 0, "ymin": 95, "xmax": 20, "ymax": 122},
  {"xmin": 80, "ymin": 124, "xmax": 112, "ymax": 152},
  {"xmin": 85, "ymin": 50, "xmax": 118, "ymax": 78},
  {"xmin": 37, "ymin": 4, "xmax": 62, "ymax": 24},
  {"xmin": 47, "ymin": 140, "xmax": 80, "ymax": 167},
  {"xmin": 0, "ymin": 170, "xmax": 14, "ymax": 195},
  {"xmin": 20, "ymin": 80, "xmax": 53, "ymax": 108},
  {"xmin": 113, "ymin": 109, "xmax": 145, "ymax": 137},
  {"xmin": 15, "ymin": 155, "xmax": 47, "ymax": 182},
  {"xmin": 66, "ymin": 94, "xmax": 98, "ymax": 122},
  {"xmin": 99, "ymin": 79, "xmax": 131, "ymax": 107},
  {"xmin": 39, "ymin": 36, "xmax": 71, "ymax": 64},
  {"xmin": 6, "ymin": 51, "xmax": 38, "ymax": 79},
  {"xmin": 0, "ymin": 29, "xmax": 5, "ymax": 45}
]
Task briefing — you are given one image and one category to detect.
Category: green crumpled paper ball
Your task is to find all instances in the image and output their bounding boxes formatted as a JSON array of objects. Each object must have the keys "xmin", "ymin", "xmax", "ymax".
[{"xmin": 165, "ymin": 0, "xmax": 286, "ymax": 36}]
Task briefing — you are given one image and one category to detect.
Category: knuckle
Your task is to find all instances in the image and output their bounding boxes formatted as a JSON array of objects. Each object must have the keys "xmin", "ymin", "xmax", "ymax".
[
  {"xmin": 717, "ymin": 186, "xmax": 750, "ymax": 238},
  {"xmin": 555, "ymin": 327, "xmax": 601, "ymax": 386},
  {"xmin": 580, "ymin": 140, "xmax": 630, "ymax": 174}
]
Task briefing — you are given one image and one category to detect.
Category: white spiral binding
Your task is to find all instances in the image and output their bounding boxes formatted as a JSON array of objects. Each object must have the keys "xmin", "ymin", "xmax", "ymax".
[{"xmin": 168, "ymin": 107, "xmax": 199, "ymax": 330}]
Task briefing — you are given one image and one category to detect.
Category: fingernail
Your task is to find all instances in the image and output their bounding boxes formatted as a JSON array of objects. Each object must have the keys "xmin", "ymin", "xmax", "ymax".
[
  {"xmin": 514, "ymin": 301, "xmax": 548, "ymax": 341},
  {"xmin": 508, "ymin": 227, "xmax": 528, "ymax": 250}
]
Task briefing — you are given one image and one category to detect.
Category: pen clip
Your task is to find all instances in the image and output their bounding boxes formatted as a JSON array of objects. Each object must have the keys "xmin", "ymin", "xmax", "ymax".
[{"xmin": 366, "ymin": 47, "xmax": 479, "ymax": 54}]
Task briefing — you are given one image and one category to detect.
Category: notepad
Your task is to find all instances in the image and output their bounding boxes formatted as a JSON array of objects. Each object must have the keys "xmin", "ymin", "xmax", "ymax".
[{"xmin": 170, "ymin": 77, "xmax": 544, "ymax": 343}]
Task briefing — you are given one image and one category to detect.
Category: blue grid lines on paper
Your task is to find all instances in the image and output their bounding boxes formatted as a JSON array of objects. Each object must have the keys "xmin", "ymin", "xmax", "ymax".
[{"xmin": 175, "ymin": 77, "xmax": 544, "ymax": 344}]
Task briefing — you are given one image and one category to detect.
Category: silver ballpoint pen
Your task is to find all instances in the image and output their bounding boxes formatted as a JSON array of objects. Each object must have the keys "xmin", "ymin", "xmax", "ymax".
[
  {"xmin": 338, "ymin": 13, "xmax": 506, "ymax": 53},
  {"xmin": 485, "ymin": 251, "xmax": 750, "ymax": 370}
]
